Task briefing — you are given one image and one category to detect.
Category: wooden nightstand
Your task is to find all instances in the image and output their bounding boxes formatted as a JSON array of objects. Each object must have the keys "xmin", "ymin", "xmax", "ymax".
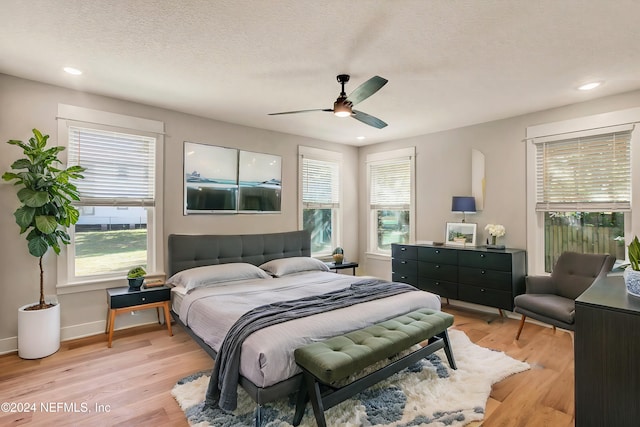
[
  {"xmin": 325, "ymin": 261, "xmax": 359, "ymax": 275},
  {"xmin": 106, "ymin": 286, "xmax": 173, "ymax": 348}
]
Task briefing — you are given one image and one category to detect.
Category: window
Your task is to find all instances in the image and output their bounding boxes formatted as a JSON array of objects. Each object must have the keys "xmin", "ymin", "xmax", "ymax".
[
  {"xmin": 299, "ymin": 146, "xmax": 341, "ymax": 256},
  {"xmin": 367, "ymin": 147, "xmax": 415, "ymax": 255},
  {"xmin": 57, "ymin": 104, "xmax": 164, "ymax": 289},
  {"xmin": 526, "ymin": 109, "xmax": 640, "ymax": 274},
  {"xmin": 535, "ymin": 130, "xmax": 631, "ymax": 271}
]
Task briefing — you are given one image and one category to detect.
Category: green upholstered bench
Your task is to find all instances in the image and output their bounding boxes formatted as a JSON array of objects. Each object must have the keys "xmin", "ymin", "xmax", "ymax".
[{"xmin": 292, "ymin": 308, "xmax": 456, "ymax": 427}]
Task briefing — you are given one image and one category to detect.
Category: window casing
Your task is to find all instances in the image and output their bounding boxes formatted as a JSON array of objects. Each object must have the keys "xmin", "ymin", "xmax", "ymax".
[
  {"xmin": 299, "ymin": 146, "xmax": 342, "ymax": 256},
  {"xmin": 367, "ymin": 147, "xmax": 415, "ymax": 255},
  {"xmin": 56, "ymin": 104, "xmax": 164, "ymax": 291},
  {"xmin": 526, "ymin": 109, "xmax": 640, "ymax": 274}
]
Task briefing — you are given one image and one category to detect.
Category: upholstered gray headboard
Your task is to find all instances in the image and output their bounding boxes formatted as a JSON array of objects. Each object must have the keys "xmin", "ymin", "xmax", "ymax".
[{"xmin": 167, "ymin": 230, "xmax": 311, "ymax": 277}]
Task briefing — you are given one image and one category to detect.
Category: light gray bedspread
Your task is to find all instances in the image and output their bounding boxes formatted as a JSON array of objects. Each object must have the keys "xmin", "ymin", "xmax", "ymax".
[
  {"xmin": 177, "ymin": 272, "xmax": 440, "ymax": 389},
  {"xmin": 206, "ymin": 278, "xmax": 418, "ymax": 411}
]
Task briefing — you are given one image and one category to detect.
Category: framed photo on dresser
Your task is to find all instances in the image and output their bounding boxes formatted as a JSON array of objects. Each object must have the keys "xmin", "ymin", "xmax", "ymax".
[{"xmin": 445, "ymin": 222, "xmax": 477, "ymax": 246}]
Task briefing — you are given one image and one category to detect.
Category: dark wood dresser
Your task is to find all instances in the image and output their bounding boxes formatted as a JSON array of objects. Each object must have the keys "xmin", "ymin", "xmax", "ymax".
[
  {"xmin": 575, "ymin": 275, "xmax": 640, "ymax": 426},
  {"xmin": 391, "ymin": 243, "xmax": 526, "ymax": 311}
]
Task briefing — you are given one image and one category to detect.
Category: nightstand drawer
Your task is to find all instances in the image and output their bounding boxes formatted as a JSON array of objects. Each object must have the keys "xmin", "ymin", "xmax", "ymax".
[
  {"xmin": 418, "ymin": 246, "xmax": 458, "ymax": 264},
  {"xmin": 109, "ymin": 287, "xmax": 171, "ymax": 309}
]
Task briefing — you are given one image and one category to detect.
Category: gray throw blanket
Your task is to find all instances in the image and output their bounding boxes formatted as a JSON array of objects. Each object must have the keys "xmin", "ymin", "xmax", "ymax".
[{"xmin": 205, "ymin": 278, "xmax": 417, "ymax": 411}]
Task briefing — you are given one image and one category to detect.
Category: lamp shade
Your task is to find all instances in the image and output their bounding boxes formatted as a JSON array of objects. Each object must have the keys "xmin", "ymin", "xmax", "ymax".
[{"xmin": 451, "ymin": 196, "xmax": 476, "ymax": 213}]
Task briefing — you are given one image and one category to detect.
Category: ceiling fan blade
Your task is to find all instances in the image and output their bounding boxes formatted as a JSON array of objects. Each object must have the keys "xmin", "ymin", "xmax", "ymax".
[
  {"xmin": 352, "ymin": 109, "xmax": 388, "ymax": 129},
  {"xmin": 346, "ymin": 76, "xmax": 388, "ymax": 106},
  {"xmin": 268, "ymin": 109, "xmax": 333, "ymax": 115}
]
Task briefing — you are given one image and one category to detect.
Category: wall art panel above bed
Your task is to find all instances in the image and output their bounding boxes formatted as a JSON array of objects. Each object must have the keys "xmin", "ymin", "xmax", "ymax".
[{"xmin": 183, "ymin": 141, "xmax": 282, "ymax": 214}]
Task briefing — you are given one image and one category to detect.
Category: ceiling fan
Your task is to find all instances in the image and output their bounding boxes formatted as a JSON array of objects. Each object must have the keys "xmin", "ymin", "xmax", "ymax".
[{"xmin": 268, "ymin": 74, "xmax": 389, "ymax": 129}]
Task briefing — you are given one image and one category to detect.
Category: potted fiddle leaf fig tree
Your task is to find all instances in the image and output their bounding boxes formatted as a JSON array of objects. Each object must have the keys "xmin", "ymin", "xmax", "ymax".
[{"xmin": 2, "ymin": 128, "xmax": 85, "ymax": 359}]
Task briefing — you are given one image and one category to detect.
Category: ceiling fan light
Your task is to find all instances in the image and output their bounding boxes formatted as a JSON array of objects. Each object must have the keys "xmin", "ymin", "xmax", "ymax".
[{"xmin": 333, "ymin": 99, "xmax": 352, "ymax": 117}]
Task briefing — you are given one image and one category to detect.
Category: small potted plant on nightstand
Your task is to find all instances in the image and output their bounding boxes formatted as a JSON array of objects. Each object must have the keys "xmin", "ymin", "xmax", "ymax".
[
  {"xmin": 332, "ymin": 247, "xmax": 344, "ymax": 264},
  {"xmin": 127, "ymin": 266, "xmax": 146, "ymax": 290}
]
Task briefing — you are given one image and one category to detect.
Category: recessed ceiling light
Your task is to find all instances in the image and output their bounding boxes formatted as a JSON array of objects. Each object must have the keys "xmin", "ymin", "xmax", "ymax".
[
  {"xmin": 63, "ymin": 67, "xmax": 82, "ymax": 75},
  {"xmin": 578, "ymin": 81, "xmax": 602, "ymax": 91},
  {"xmin": 357, "ymin": 136, "xmax": 366, "ymax": 140}
]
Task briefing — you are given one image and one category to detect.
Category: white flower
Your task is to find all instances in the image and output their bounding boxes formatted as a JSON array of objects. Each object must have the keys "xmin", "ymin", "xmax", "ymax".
[{"xmin": 485, "ymin": 224, "xmax": 506, "ymax": 237}]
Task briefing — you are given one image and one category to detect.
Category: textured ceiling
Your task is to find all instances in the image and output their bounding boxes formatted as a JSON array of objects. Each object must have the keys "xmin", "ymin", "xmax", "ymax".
[{"xmin": 2, "ymin": 0, "xmax": 640, "ymax": 146}]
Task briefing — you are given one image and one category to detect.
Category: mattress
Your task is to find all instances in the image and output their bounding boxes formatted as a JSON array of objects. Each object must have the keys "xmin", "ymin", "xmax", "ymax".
[
  {"xmin": 171, "ymin": 286, "xmax": 186, "ymax": 314},
  {"xmin": 175, "ymin": 271, "xmax": 441, "ymax": 388}
]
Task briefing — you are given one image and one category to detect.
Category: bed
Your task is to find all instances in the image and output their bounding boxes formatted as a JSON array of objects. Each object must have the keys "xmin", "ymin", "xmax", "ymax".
[{"xmin": 167, "ymin": 230, "xmax": 441, "ymax": 422}]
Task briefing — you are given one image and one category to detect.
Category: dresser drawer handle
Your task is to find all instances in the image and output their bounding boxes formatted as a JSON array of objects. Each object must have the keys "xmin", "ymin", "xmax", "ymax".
[
  {"xmin": 481, "ymin": 270, "xmax": 486, "ymax": 274},
  {"xmin": 401, "ymin": 276, "xmax": 407, "ymax": 279},
  {"xmin": 434, "ymin": 281, "xmax": 440, "ymax": 285},
  {"xmin": 435, "ymin": 265, "xmax": 440, "ymax": 269},
  {"xmin": 401, "ymin": 261, "xmax": 407, "ymax": 264},
  {"xmin": 142, "ymin": 297, "xmax": 146, "ymax": 301},
  {"xmin": 401, "ymin": 247, "xmax": 406, "ymax": 251},
  {"xmin": 480, "ymin": 254, "xmax": 485, "ymax": 258},
  {"xmin": 480, "ymin": 288, "xmax": 486, "ymax": 292},
  {"xmin": 435, "ymin": 250, "xmax": 440, "ymax": 254}
]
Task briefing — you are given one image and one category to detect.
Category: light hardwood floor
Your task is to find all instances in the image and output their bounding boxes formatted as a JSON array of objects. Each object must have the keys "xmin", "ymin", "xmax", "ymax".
[{"xmin": 0, "ymin": 305, "xmax": 574, "ymax": 426}]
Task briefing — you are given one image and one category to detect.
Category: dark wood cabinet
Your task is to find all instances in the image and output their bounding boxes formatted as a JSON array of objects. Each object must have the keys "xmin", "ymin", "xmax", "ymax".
[
  {"xmin": 575, "ymin": 276, "xmax": 640, "ymax": 426},
  {"xmin": 392, "ymin": 244, "xmax": 526, "ymax": 310}
]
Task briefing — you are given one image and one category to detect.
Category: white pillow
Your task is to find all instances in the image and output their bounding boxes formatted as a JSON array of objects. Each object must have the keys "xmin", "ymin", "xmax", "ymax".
[
  {"xmin": 259, "ymin": 257, "xmax": 330, "ymax": 277},
  {"xmin": 166, "ymin": 263, "xmax": 271, "ymax": 292}
]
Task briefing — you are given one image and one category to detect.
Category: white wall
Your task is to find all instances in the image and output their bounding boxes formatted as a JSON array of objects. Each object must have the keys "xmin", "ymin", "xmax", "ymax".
[
  {"xmin": 0, "ymin": 74, "xmax": 359, "ymax": 351},
  {"xmin": 358, "ymin": 89, "xmax": 640, "ymax": 279},
  {"xmin": 3, "ymin": 72, "xmax": 640, "ymax": 352}
]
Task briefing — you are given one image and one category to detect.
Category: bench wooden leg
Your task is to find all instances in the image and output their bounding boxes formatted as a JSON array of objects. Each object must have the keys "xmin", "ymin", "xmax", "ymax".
[
  {"xmin": 292, "ymin": 384, "xmax": 308, "ymax": 426},
  {"xmin": 304, "ymin": 372, "xmax": 327, "ymax": 427},
  {"xmin": 438, "ymin": 330, "xmax": 457, "ymax": 370}
]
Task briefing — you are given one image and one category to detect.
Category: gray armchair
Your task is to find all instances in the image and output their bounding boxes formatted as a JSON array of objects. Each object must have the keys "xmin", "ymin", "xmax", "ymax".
[{"xmin": 514, "ymin": 251, "xmax": 615, "ymax": 340}]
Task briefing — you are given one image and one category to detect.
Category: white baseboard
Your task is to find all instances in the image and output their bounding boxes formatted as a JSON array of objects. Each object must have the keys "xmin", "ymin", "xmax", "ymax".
[
  {"xmin": 60, "ymin": 319, "xmax": 107, "ymax": 341},
  {"xmin": 61, "ymin": 309, "xmax": 163, "ymax": 341},
  {"xmin": 1, "ymin": 310, "xmax": 164, "ymax": 355},
  {"xmin": 445, "ymin": 299, "xmax": 567, "ymax": 332},
  {"xmin": 444, "ymin": 299, "xmax": 519, "ymax": 319},
  {"xmin": 0, "ymin": 336, "xmax": 18, "ymax": 356}
]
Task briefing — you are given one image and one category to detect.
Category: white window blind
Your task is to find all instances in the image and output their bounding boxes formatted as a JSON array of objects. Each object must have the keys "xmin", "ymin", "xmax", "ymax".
[
  {"xmin": 535, "ymin": 130, "xmax": 631, "ymax": 211},
  {"xmin": 369, "ymin": 157, "xmax": 411, "ymax": 209},
  {"xmin": 302, "ymin": 157, "xmax": 339, "ymax": 207},
  {"xmin": 67, "ymin": 126, "xmax": 156, "ymax": 206}
]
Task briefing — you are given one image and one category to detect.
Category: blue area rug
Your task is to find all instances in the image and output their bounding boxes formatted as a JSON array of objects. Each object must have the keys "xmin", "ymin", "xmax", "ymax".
[{"xmin": 172, "ymin": 329, "xmax": 529, "ymax": 427}]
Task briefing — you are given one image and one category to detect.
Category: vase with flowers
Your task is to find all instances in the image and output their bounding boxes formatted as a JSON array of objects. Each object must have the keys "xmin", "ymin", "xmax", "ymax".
[{"xmin": 485, "ymin": 224, "xmax": 506, "ymax": 249}]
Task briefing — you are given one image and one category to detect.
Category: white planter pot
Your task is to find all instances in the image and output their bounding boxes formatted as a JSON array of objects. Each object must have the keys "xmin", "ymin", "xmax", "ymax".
[
  {"xmin": 18, "ymin": 303, "xmax": 61, "ymax": 359},
  {"xmin": 624, "ymin": 268, "xmax": 640, "ymax": 298}
]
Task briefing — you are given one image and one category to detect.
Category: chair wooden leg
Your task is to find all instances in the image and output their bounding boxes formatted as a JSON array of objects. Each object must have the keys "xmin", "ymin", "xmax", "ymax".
[
  {"xmin": 515, "ymin": 314, "xmax": 526, "ymax": 340},
  {"xmin": 552, "ymin": 325, "xmax": 556, "ymax": 333}
]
